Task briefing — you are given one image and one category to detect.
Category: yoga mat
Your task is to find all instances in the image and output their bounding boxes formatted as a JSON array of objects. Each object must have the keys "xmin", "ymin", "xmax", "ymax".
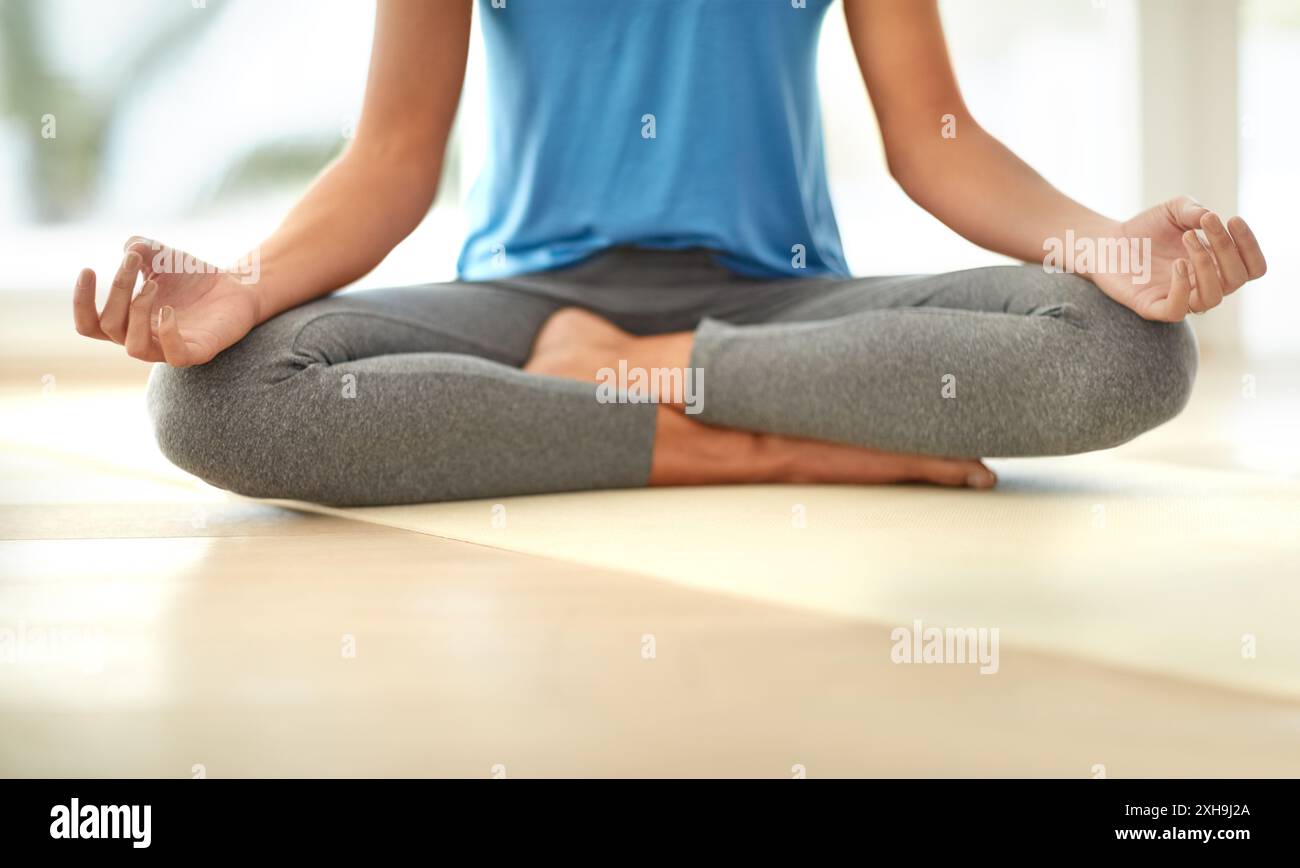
[
  {"xmin": 280, "ymin": 452, "xmax": 1300, "ymax": 699},
  {"xmin": 6, "ymin": 385, "xmax": 1298, "ymax": 699}
]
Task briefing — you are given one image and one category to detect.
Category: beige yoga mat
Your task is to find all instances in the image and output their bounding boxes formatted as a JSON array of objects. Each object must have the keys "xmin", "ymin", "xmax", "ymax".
[
  {"xmin": 7, "ymin": 385, "xmax": 1298, "ymax": 699},
  {"xmin": 281, "ymin": 452, "xmax": 1300, "ymax": 699}
]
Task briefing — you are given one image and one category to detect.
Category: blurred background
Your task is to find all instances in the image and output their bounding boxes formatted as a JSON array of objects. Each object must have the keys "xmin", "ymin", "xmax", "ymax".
[
  {"xmin": 0, "ymin": 0, "xmax": 1296, "ymax": 374},
  {"xmin": 3, "ymin": 0, "xmax": 1299, "ymax": 781}
]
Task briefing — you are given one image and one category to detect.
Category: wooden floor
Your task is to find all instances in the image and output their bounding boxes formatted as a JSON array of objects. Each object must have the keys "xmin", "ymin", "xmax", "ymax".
[{"xmin": 2, "ymin": 347, "xmax": 1299, "ymax": 777}]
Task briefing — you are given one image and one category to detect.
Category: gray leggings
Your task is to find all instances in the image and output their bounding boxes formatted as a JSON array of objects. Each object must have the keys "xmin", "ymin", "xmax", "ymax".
[{"xmin": 147, "ymin": 247, "xmax": 1197, "ymax": 506}]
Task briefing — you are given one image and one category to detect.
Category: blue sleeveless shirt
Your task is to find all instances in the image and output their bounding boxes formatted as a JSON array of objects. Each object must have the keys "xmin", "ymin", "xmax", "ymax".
[{"xmin": 457, "ymin": 0, "xmax": 848, "ymax": 280}]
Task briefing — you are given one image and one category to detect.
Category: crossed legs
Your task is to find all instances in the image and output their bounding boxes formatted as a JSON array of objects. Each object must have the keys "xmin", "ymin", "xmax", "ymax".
[{"xmin": 147, "ymin": 265, "xmax": 1197, "ymax": 505}]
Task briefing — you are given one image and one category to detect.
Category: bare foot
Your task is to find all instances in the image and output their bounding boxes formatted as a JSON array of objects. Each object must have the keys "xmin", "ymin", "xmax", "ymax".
[
  {"xmin": 523, "ymin": 308, "xmax": 694, "ymax": 403},
  {"xmin": 525, "ymin": 308, "xmax": 996, "ymax": 490},
  {"xmin": 650, "ymin": 407, "xmax": 996, "ymax": 489},
  {"xmin": 524, "ymin": 307, "xmax": 634, "ymax": 380}
]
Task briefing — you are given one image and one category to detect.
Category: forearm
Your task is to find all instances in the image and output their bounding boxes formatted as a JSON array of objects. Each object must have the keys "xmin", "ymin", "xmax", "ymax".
[
  {"xmin": 242, "ymin": 143, "xmax": 442, "ymax": 321},
  {"xmin": 890, "ymin": 118, "xmax": 1121, "ymax": 271}
]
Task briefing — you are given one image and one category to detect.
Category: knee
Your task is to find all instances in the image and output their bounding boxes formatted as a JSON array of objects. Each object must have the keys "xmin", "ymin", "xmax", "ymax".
[
  {"xmin": 1070, "ymin": 313, "xmax": 1198, "ymax": 450},
  {"xmin": 148, "ymin": 359, "xmax": 240, "ymax": 492},
  {"xmin": 146, "ymin": 352, "xmax": 292, "ymax": 500},
  {"xmin": 148, "ymin": 349, "xmax": 410, "ymax": 507}
]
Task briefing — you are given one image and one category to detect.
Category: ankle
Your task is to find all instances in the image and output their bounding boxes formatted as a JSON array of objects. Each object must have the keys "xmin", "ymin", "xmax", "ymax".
[
  {"xmin": 625, "ymin": 332, "xmax": 699, "ymax": 413},
  {"xmin": 749, "ymin": 432, "xmax": 799, "ymax": 483},
  {"xmin": 650, "ymin": 408, "xmax": 767, "ymax": 485},
  {"xmin": 643, "ymin": 332, "xmax": 695, "ymax": 372}
]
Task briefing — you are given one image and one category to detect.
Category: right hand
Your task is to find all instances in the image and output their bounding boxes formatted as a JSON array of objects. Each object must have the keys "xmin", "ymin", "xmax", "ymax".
[{"xmin": 73, "ymin": 237, "xmax": 261, "ymax": 367}]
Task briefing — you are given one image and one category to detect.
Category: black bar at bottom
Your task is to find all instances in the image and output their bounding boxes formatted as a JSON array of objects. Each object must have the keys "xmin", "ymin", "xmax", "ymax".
[{"xmin": 0, "ymin": 778, "xmax": 1285, "ymax": 853}]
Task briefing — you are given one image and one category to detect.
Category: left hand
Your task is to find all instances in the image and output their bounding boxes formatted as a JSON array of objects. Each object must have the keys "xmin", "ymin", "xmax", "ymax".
[{"xmin": 1090, "ymin": 195, "xmax": 1267, "ymax": 322}]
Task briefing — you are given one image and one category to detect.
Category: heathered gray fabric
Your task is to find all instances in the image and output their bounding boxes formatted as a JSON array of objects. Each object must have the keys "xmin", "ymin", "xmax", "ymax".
[
  {"xmin": 147, "ymin": 248, "xmax": 1197, "ymax": 505},
  {"xmin": 690, "ymin": 264, "xmax": 1200, "ymax": 457}
]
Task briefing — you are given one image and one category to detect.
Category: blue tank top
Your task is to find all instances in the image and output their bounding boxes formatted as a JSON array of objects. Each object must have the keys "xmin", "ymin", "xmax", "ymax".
[{"xmin": 457, "ymin": 0, "xmax": 848, "ymax": 281}]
